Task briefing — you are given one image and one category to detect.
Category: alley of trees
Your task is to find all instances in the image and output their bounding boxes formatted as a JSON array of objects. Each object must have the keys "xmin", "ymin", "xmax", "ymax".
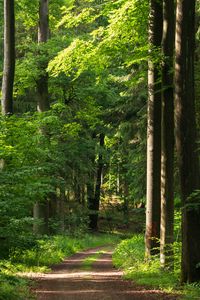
[{"xmin": 1, "ymin": 0, "xmax": 200, "ymax": 294}]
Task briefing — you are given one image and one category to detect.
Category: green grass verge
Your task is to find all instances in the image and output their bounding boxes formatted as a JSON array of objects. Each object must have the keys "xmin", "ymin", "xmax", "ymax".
[
  {"xmin": 112, "ymin": 234, "xmax": 200, "ymax": 299},
  {"xmin": 0, "ymin": 233, "xmax": 120, "ymax": 300},
  {"xmin": 0, "ymin": 272, "xmax": 34, "ymax": 300}
]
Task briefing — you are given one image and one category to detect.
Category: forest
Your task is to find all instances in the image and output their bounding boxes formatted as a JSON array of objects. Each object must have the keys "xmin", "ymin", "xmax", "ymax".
[{"xmin": 1, "ymin": 0, "xmax": 200, "ymax": 299}]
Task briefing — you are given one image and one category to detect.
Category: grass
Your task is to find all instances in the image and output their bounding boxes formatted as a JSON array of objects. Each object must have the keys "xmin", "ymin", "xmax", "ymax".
[
  {"xmin": 0, "ymin": 273, "xmax": 33, "ymax": 300},
  {"xmin": 113, "ymin": 234, "xmax": 180, "ymax": 293},
  {"xmin": 0, "ymin": 233, "xmax": 120, "ymax": 300},
  {"xmin": 112, "ymin": 234, "xmax": 200, "ymax": 299},
  {"xmin": 81, "ymin": 250, "xmax": 105, "ymax": 270}
]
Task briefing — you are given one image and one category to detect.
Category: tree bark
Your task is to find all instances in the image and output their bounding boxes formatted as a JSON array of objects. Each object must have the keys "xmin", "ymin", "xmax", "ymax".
[
  {"xmin": 88, "ymin": 133, "xmax": 104, "ymax": 231},
  {"xmin": 160, "ymin": 0, "xmax": 175, "ymax": 268},
  {"xmin": 33, "ymin": 0, "xmax": 50, "ymax": 234},
  {"xmin": 33, "ymin": 202, "xmax": 49, "ymax": 234},
  {"xmin": 37, "ymin": 0, "xmax": 49, "ymax": 112},
  {"xmin": 145, "ymin": 0, "xmax": 163, "ymax": 257},
  {"xmin": 1, "ymin": 0, "xmax": 15, "ymax": 115},
  {"xmin": 175, "ymin": 0, "xmax": 200, "ymax": 283},
  {"xmin": 123, "ymin": 179, "xmax": 129, "ymax": 228}
]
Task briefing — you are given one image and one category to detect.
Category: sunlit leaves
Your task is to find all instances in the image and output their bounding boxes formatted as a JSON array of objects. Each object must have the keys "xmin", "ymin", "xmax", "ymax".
[
  {"xmin": 48, "ymin": 39, "xmax": 94, "ymax": 78},
  {"xmin": 58, "ymin": 6, "xmax": 99, "ymax": 29},
  {"xmin": 48, "ymin": 0, "xmax": 148, "ymax": 81}
]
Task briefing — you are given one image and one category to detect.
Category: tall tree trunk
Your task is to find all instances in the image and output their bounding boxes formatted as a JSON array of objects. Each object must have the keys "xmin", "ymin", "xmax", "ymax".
[
  {"xmin": 33, "ymin": 0, "xmax": 50, "ymax": 234},
  {"xmin": 123, "ymin": 179, "xmax": 129, "ymax": 228},
  {"xmin": 175, "ymin": 0, "xmax": 200, "ymax": 283},
  {"xmin": 1, "ymin": 0, "xmax": 15, "ymax": 115},
  {"xmin": 87, "ymin": 133, "xmax": 96, "ymax": 230},
  {"xmin": 74, "ymin": 175, "xmax": 81, "ymax": 203},
  {"xmin": 37, "ymin": 0, "xmax": 49, "ymax": 112},
  {"xmin": 88, "ymin": 133, "xmax": 104, "ymax": 231},
  {"xmin": 56, "ymin": 185, "xmax": 65, "ymax": 233},
  {"xmin": 145, "ymin": 0, "xmax": 163, "ymax": 257},
  {"xmin": 160, "ymin": 0, "xmax": 175, "ymax": 268}
]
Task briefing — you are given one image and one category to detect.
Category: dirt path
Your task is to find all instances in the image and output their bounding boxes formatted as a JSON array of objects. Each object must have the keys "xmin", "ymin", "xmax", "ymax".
[{"xmin": 33, "ymin": 246, "xmax": 180, "ymax": 300}]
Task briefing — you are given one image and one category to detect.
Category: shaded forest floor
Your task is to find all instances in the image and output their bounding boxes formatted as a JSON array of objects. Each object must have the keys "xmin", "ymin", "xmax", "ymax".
[{"xmin": 31, "ymin": 246, "xmax": 180, "ymax": 300}]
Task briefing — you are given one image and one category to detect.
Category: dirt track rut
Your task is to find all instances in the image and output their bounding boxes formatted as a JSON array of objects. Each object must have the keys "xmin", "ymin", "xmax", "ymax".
[{"xmin": 34, "ymin": 246, "xmax": 180, "ymax": 300}]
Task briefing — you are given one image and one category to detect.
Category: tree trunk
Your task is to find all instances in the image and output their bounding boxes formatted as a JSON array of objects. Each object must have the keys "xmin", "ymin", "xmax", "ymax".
[
  {"xmin": 175, "ymin": 0, "xmax": 200, "ymax": 283},
  {"xmin": 57, "ymin": 185, "xmax": 65, "ymax": 233},
  {"xmin": 81, "ymin": 185, "xmax": 86, "ymax": 206},
  {"xmin": 88, "ymin": 133, "xmax": 104, "ymax": 231},
  {"xmin": 33, "ymin": 0, "xmax": 50, "ymax": 234},
  {"xmin": 123, "ymin": 179, "xmax": 129, "ymax": 228},
  {"xmin": 33, "ymin": 202, "xmax": 49, "ymax": 234},
  {"xmin": 1, "ymin": 0, "xmax": 15, "ymax": 115},
  {"xmin": 37, "ymin": 0, "xmax": 49, "ymax": 112},
  {"xmin": 74, "ymin": 176, "xmax": 81, "ymax": 203},
  {"xmin": 145, "ymin": 0, "xmax": 163, "ymax": 257},
  {"xmin": 160, "ymin": 0, "xmax": 175, "ymax": 268}
]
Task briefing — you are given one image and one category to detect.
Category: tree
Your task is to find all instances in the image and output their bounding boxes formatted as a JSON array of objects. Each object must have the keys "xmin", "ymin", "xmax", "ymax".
[
  {"xmin": 145, "ymin": 0, "xmax": 163, "ymax": 257},
  {"xmin": 160, "ymin": 0, "xmax": 175, "ymax": 268},
  {"xmin": 37, "ymin": 0, "xmax": 49, "ymax": 112},
  {"xmin": 175, "ymin": 0, "xmax": 200, "ymax": 282},
  {"xmin": 89, "ymin": 133, "xmax": 105, "ymax": 230},
  {"xmin": 33, "ymin": 0, "xmax": 50, "ymax": 234},
  {"xmin": 1, "ymin": 0, "xmax": 15, "ymax": 115}
]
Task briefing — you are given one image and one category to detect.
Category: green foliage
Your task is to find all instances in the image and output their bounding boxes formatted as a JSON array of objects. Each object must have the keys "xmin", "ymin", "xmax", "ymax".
[
  {"xmin": 10, "ymin": 233, "xmax": 119, "ymax": 269},
  {"xmin": 0, "ymin": 272, "xmax": 32, "ymax": 300},
  {"xmin": 0, "ymin": 0, "xmax": 199, "ymax": 296},
  {"xmin": 113, "ymin": 235, "xmax": 144, "ymax": 268},
  {"xmin": 0, "ymin": 233, "xmax": 120, "ymax": 300},
  {"xmin": 5, "ymin": 0, "xmax": 150, "ymax": 231},
  {"xmin": 0, "ymin": 103, "xmax": 102, "ymax": 256},
  {"xmin": 113, "ymin": 235, "xmax": 180, "ymax": 292},
  {"xmin": 47, "ymin": 0, "xmax": 149, "ymax": 208},
  {"xmin": 185, "ymin": 190, "xmax": 200, "ymax": 211},
  {"xmin": 48, "ymin": 0, "xmax": 148, "ymax": 80},
  {"xmin": 112, "ymin": 231, "xmax": 200, "ymax": 299},
  {"xmin": 183, "ymin": 283, "xmax": 200, "ymax": 300},
  {"xmin": 0, "ymin": 260, "xmax": 33, "ymax": 300},
  {"xmin": 53, "ymin": 204, "xmax": 90, "ymax": 236}
]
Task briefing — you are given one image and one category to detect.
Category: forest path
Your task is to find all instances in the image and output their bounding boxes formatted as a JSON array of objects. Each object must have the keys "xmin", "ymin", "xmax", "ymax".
[{"xmin": 34, "ymin": 246, "xmax": 179, "ymax": 300}]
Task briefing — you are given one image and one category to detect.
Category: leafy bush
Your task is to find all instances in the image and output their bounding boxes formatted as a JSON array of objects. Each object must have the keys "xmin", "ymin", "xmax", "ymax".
[
  {"xmin": 0, "ymin": 261, "xmax": 33, "ymax": 300},
  {"xmin": 0, "ymin": 233, "xmax": 120, "ymax": 300},
  {"xmin": 113, "ymin": 235, "xmax": 180, "ymax": 292},
  {"xmin": 9, "ymin": 233, "xmax": 120, "ymax": 269},
  {"xmin": 113, "ymin": 234, "xmax": 200, "ymax": 299}
]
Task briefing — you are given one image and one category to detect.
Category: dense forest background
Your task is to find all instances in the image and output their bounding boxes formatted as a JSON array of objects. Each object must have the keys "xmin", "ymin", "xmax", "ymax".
[
  {"xmin": 0, "ymin": 0, "xmax": 148, "ymax": 248},
  {"xmin": 1, "ymin": 0, "xmax": 200, "ymax": 298}
]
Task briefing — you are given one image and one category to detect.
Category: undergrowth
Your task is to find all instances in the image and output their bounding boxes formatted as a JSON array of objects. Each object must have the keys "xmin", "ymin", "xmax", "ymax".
[
  {"xmin": 112, "ymin": 234, "xmax": 200, "ymax": 299},
  {"xmin": 0, "ymin": 233, "xmax": 120, "ymax": 300}
]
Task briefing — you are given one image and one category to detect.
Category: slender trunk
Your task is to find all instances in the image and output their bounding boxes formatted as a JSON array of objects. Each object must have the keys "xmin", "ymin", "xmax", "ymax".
[
  {"xmin": 81, "ymin": 185, "xmax": 86, "ymax": 206},
  {"xmin": 74, "ymin": 176, "xmax": 81, "ymax": 203},
  {"xmin": 88, "ymin": 134, "xmax": 104, "ymax": 230},
  {"xmin": 33, "ymin": 202, "xmax": 49, "ymax": 234},
  {"xmin": 87, "ymin": 133, "xmax": 96, "ymax": 230},
  {"xmin": 175, "ymin": 0, "xmax": 200, "ymax": 283},
  {"xmin": 37, "ymin": 0, "xmax": 49, "ymax": 112},
  {"xmin": 160, "ymin": 0, "xmax": 175, "ymax": 268},
  {"xmin": 123, "ymin": 179, "xmax": 129, "ymax": 228},
  {"xmin": 33, "ymin": 0, "xmax": 50, "ymax": 234},
  {"xmin": 117, "ymin": 162, "xmax": 120, "ymax": 194},
  {"xmin": 145, "ymin": 0, "xmax": 163, "ymax": 257},
  {"xmin": 58, "ymin": 185, "xmax": 65, "ymax": 233},
  {"xmin": 1, "ymin": 0, "xmax": 15, "ymax": 115}
]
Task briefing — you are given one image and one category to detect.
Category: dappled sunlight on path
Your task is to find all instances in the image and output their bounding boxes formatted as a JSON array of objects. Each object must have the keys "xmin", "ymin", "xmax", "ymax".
[{"xmin": 33, "ymin": 247, "xmax": 180, "ymax": 300}]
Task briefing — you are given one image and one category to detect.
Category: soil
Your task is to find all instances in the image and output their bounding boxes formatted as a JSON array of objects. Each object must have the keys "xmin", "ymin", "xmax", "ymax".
[{"xmin": 32, "ymin": 246, "xmax": 180, "ymax": 300}]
